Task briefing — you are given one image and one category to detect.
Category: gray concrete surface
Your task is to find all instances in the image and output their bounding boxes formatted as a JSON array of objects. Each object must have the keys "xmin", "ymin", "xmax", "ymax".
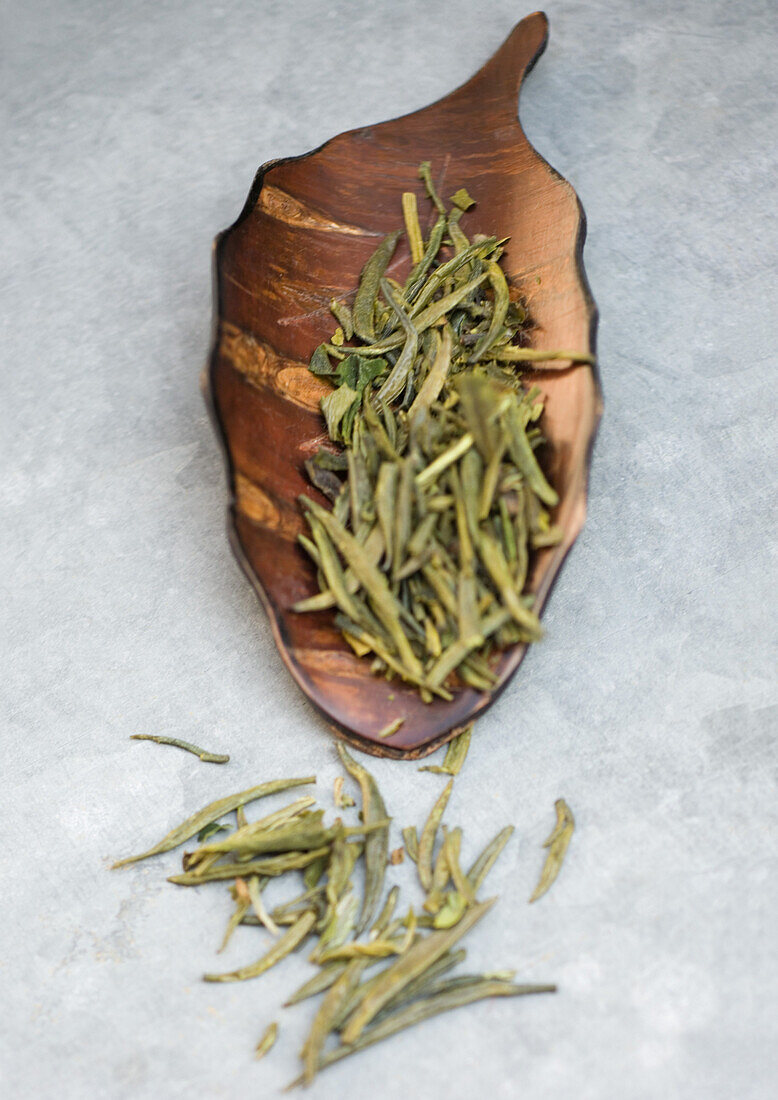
[{"xmin": 2, "ymin": 1, "xmax": 776, "ymax": 1097}]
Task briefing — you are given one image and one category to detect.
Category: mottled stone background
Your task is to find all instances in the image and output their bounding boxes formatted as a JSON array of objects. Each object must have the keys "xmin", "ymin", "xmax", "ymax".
[{"xmin": 1, "ymin": 1, "xmax": 776, "ymax": 1097}]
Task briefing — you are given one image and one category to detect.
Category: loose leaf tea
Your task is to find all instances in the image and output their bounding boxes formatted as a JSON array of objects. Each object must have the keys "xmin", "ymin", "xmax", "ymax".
[
  {"xmin": 419, "ymin": 724, "xmax": 472, "ymax": 775},
  {"xmin": 204, "ymin": 911, "xmax": 317, "ymax": 983},
  {"xmin": 294, "ymin": 166, "xmax": 593, "ymax": 699},
  {"xmin": 255, "ymin": 1021, "xmax": 278, "ymax": 1061},
  {"xmin": 130, "ymin": 734, "xmax": 230, "ymax": 764},
  {"xmin": 333, "ymin": 776, "xmax": 356, "ymax": 809},
  {"xmin": 529, "ymin": 798, "xmax": 575, "ymax": 903},
  {"xmin": 111, "ymin": 777, "xmax": 316, "ymax": 868},
  {"xmin": 110, "ymin": 166, "xmax": 586, "ymax": 1082},
  {"xmin": 340, "ymin": 898, "xmax": 496, "ymax": 1044},
  {"xmin": 288, "ymin": 978, "xmax": 555, "ymax": 1086},
  {"xmin": 336, "ymin": 744, "xmax": 390, "ymax": 934},
  {"xmin": 467, "ymin": 825, "xmax": 515, "ymax": 894},
  {"xmin": 418, "ymin": 779, "xmax": 454, "ymax": 891},
  {"xmin": 112, "ymin": 743, "xmax": 563, "ymax": 1081}
]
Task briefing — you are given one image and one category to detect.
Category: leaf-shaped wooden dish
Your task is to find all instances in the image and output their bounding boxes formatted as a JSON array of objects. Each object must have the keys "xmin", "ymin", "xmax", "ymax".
[{"xmin": 205, "ymin": 11, "xmax": 601, "ymax": 758}]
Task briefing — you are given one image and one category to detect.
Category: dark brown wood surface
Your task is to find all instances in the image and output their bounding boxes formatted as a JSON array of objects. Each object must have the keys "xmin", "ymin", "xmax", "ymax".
[{"xmin": 205, "ymin": 11, "xmax": 601, "ymax": 758}]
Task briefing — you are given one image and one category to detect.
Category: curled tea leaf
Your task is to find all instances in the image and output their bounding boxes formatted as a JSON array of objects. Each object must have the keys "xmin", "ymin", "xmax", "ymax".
[
  {"xmin": 529, "ymin": 798, "xmax": 575, "ymax": 904},
  {"xmin": 402, "ymin": 826, "xmax": 419, "ymax": 863},
  {"xmin": 130, "ymin": 735, "xmax": 229, "ymax": 764}
]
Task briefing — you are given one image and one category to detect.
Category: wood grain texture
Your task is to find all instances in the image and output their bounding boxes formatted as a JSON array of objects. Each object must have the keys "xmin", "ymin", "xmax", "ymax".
[{"xmin": 204, "ymin": 12, "xmax": 601, "ymax": 758}]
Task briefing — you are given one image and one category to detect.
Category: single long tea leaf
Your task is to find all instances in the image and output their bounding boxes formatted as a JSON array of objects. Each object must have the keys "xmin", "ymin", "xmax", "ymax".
[
  {"xmin": 130, "ymin": 735, "xmax": 229, "ymax": 764},
  {"xmin": 353, "ymin": 231, "xmax": 401, "ymax": 341},
  {"xmin": 529, "ymin": 798, "xmax": 575, "ymax": 903},
  {"xmin": 111, "ymin": 777, "xmax": 315, "ymax": 868},
  {"xmin": 337, "ymin": 743, "xmax": 389, "ymax": 934},
  {"xmin": 419, "ymin": 725, "xmax": 472, "ymax": 775},
  {"xmin": 467, "ymin": 825, "xmax": 515, "ymax": 893},
  {"xmin": 203, "ymin": 910, "xmax": 316, "ymax": 983},
  {"xmin": 417, "ymin": 778, "xmax": 454, "ymax": 891},
  {"xmin": 255, "ymin": 1021, "xmax": 278, "ymax": 1061}
]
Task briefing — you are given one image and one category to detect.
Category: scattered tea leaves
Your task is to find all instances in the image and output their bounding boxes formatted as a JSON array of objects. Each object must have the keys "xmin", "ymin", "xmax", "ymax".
[
  {"xmin": 296, "ymin": 169, "xmax": 592, "ymax": 700},
  {"xmin": 340, "ymin": 898, "xmax": 496, "ymax": 1044},
  {"xmin": 111, "ymin": 777, "xmax": 316, "ymax": 869},
  {"xmin": 111, "ymin": 162, "xmax": 578, "ymax": 1081}
]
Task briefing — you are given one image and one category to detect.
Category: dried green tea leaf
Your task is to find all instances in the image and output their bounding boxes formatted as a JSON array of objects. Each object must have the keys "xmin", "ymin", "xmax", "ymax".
[
  {"xmin": 301, "ymin": 957, "xmax": 368, "ymax": 1084},
  {"xmin": 336, "ymin": 743, "xmax": 390, "ymax": 934},
  {"xmin": 449, "ymin": 187, "xmax": 475, "ymax": 211},
  {"xmin": 418, "ymin": 160, "xmax": 446, "ymax": 214},
  {"xmin": 377, "ymin": 717, "xmax": 405, "ymax": 739},
  {"xmin": 330, "ymin": 298, "xmax": 353, "ymax": 340},
  {"xmin": 333, "ymin": 776, "xmax": 355, "ymax": 809},
  {"xmin": 130, "ymin": 735, "xmax": 229, "ymax": 764},
  {"xmin": 197, "ymin": 821, "xmax": 229, "ymax": 844},
  {"xmin": 254, "ymin": 1021, "xmax": 278, "ymax": 1061},
  {"xmin": 309, "ymin": 343, "xmax": 336, "ymax": 375},
  {"xmin": 402, "ymin": 826, "xmax": 419, "ymax": 863},
  {"xmin": 417, "ymin": 778, "xmax": 454, "ymax": 891},
  {"xmin": 320, "ymin": 384, "xmax": 359, "ymax": 443},
  {"xmin": 467, "ymin": 825, "xmax": 515, "ymax": 894},
  {"xmin": 529, "ymin": 798, "xmax": 575, "ymax": 903},
  {"xmin": 370, "ymin": 885, "xmax": 399, "ymax": 939},
  {"xmin": 168, "ymin": 847, "xmax": 330, "ymax": 885},
  {"xmin": 419, "ymin": 724, "xmax": 472, "ymax": 775},
  {"xmin": 247, "ymin": 874, "xmax": 279, "ymax": 936},
  {"xmin": 296, "ymin": 164, "xmax": 593, "ymax": 702},
  {"xmin": 353, "ymin": 231, "xmax": 401, "ymax": 341},
  {"xmin": 203, "ymin": 910, "xmax": 316, "ymax": 983},
  {"xmin": 401, "ymin": 192, "xmax": 424, "ymax": 264},
  {"xmin": 288, "ymin": 976, "xmax": 554, "ymax": 1085},
  {"xmin": 432, "ymin": 891, "xmax": 467, "ymax": 928},
  {"xmin": 112, "ymin": 777, "xmax": 315, "ymax": 869},
  {"xmin": 219, "ymin": 879, "xmax": 251, "ymax": 952},
  {"xmin": 340, "ymin": 897, "xmax": 496, "ymax": 1043}
]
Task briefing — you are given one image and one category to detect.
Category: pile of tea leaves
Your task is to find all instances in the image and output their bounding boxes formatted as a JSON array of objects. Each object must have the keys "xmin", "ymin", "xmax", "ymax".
[
  {"xmin": 112, "ymin": 733, "xmax": 571, "ymax": 1085},
  {"xmin": 294, "ymin": 163, "xmax": 594, "ymax": 700}
]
